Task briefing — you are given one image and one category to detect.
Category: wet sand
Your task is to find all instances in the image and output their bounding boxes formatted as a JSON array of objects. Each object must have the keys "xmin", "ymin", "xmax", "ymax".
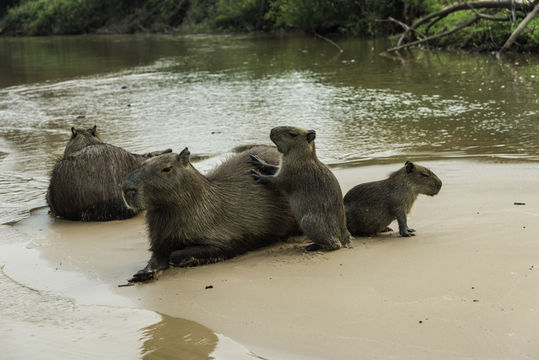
[{"xmin": 1, "ymin": 160, "xmax": 539, "ymax": 359}]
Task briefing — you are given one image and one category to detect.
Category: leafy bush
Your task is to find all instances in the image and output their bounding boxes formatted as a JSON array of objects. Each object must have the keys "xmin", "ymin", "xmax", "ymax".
[
  {"xmin": 1, "ymin": 0, "xmax": 537, "ymax": 52},
  {"xmin": 214, "ymin": 0, "xmax": 271, "ymax": 31},
  {"xmin": 0, "ymin": 0, "xmax": 109, "ymax": 35},
  {"xmin": 416, "ymin": 9, "xmax": 539, "ymax": 51},
  {"xmin": 270, "ymin": 0, "xmax": 360, "ymax": 33}
]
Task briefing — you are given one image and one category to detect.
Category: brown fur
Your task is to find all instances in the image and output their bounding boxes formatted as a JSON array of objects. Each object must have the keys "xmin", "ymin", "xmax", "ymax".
[
  {"xmin": 122, "ymin": 146, "xmax": 299, "ymax": 283},
  {"xmin": 46, "ymin": 126, "xmax": 170, "ymax": 221},
  {"xmin": 344, "ymin": 161, "xmax": 442, "ymax": 237},
  {"xmin": 251, "ymin": 126, "xmax": 351, "ymax": 251}
]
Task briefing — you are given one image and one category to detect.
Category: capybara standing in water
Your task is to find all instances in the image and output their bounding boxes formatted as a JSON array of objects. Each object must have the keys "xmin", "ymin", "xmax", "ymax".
[
  {"xmin": 47, "ymin": 125, "xmax": 171, "ymax": 221},
  {"xmin": 122, "ymin": 146, "xmax": 299, "ymax": 283},
  {"xmin": 344, "ymin": 161, "xmax": 442, "ymax": 237},
  {"xmin": 250, "ymin": 126, "xmax": 351, "ymax": 251}
]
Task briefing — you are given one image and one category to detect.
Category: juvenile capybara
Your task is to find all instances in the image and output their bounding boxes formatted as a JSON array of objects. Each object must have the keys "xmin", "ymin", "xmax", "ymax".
[
  {"xmin": 47, "ymin": 125, "xmax": 171, "ymax": 221},
  {"xmin": 344, "ymin": 161, "xmax": 442, "ymax": 237},
  {"xmin": 250, "ymin": 126, "xmax": 351, "ymax": 251},
  {"xmin": 122, "ymin": 146, "xmax": 299, "ymax": 283}
]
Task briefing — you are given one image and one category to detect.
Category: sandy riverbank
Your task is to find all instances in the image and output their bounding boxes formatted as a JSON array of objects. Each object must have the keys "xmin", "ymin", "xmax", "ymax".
[{"xmin": 1, "ymin": 160, "xmax": 538, "ymax": 359}]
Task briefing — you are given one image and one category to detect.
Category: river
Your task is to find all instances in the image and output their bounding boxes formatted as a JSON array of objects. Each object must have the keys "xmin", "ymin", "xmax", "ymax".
[{"xmin": 0, "ymin": 34, "xmax": 538, "ymax": 359}]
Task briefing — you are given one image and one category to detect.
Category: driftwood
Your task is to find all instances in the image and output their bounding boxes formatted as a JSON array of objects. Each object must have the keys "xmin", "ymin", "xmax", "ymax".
[
  {"xmin": 386, "ymin": 0, "xmax": 538, "ymax": 53},
  {"xmin": 314, "ymin": 32, "xmax": 344, "ymax": 53},
  {"xmin": 499, "ymin": 1, "xmax": 539, "ymax": 52}
]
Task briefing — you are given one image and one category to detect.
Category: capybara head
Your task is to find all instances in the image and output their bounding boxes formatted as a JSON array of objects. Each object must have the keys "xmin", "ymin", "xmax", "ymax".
[
  {"xmin": 122, "ymin": 148, "xmax": 198, "ymax": 211},
  {"xmin": 269, "ymin": 126, "xmax": 316, "ymax": 155},
  {"xmin": 64, "ymin": 125, "xmax": 102, "ymax": 157},
  {"xmin": 404, "ymin": 161, "xmax": 442, "ymax": 196}
]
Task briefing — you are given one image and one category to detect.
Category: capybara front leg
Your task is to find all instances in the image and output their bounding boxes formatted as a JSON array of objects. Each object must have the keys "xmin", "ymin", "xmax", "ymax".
[
  {"xmin": 169, "ymin": 245, "xmax": 227, "ymax": 267},
  {"xmin": 301, "ymin": 215, "xmax": 342, "ymax": 251},
  {"xmin": 129, "ymin": 254, "xmax": 169, "ymax": 283},
  {"xmin": 397, "ymin": 215, "xmax": 416, "ymax": 237},
  {"xmin": 249, "ymin": 154, "xmax": 279, "ymax": 175}
]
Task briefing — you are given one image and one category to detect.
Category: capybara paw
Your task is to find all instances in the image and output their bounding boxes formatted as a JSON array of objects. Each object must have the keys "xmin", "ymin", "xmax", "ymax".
[
  {"xmin": 407, "ymin": 228, "xmax": 416, "ymax": 233},
  {"xmin": 341, "ymin": 235, "xmax": 352, "ymax": 245},
  {"xmin": 248, "ymin": 154, "xmax": 264, "ymax": 167},
  {"xmin": 305, "ymin": 243, "xmax": 322, "ymax": 252},
  {"xmin": 129, "ymin": 269, "xmax": 155, "ymax": 283},
  {"xmin": 251, "ymin": 169, "xmax": 262, "ymax": 182},
  {"xmin": 381, "ymin": 227, "xmax": 393, "ymax": 233},
  {"xmin": 400, "ymin": 232, "xmax": 415, "ymax": 237}
]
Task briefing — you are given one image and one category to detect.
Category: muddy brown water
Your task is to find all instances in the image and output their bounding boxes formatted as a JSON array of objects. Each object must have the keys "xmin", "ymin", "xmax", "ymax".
[{"xmin": 0, "ymin": 34, "xmax": 538, "ymax": 359}]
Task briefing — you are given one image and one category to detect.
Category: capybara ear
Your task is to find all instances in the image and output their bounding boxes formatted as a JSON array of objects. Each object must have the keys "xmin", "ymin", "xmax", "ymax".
[
  {"xmin": 178, "ymin": 147, "xmax": 190, "ymax": 167},
  {"xmin": 306, "ymin": 130, "xmax": 316, "ymax": 143},
  {"xmin": 90, "ymin": 125, "xmax": 97, "ymax": 136},
  {"xmin": 71, "ymin": 127, "xmax": 78, "ymax": 137},
  {"xmin": 405, "ymin": 160, "xmax": 415, "ymax": 173}
]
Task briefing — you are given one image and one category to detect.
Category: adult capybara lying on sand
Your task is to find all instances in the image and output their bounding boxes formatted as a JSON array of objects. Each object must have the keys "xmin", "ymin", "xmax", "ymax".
[
  {"xmin": 344, "ymin": 161, "xmax": 442, "ymax": 237},
  {"xmin": 122, "ymin": 146, "xmax": 299, "ymax": 283},
  {"xmin": 47, "ymin": 125, "xmax": 171, "ymax": 221}
]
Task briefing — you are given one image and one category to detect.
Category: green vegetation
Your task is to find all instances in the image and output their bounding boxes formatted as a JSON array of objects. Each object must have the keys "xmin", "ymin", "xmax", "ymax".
[
  {"xmin": 0, "ymin": 0, "xmax": 537, "ymax": 51},
  {"xmin": 416, "ymin": 9, "xmax": 539, "ymax": 51},
  {"xmin": 0, "ymin": 0, "xmax": 437, "ymax": 35}
]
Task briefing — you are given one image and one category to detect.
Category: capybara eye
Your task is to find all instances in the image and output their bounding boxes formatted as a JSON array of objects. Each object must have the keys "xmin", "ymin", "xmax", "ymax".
[
  {"xmin": 162, "ymin": 167, "xmax": 172, "ymax": 173},
  {"xmin": 289, "ymin": 133, "xmax": 297, "ymax": 138},
  {"xmin": 421, "ymin": 173, "xmax": 429, "ymax": 177}
]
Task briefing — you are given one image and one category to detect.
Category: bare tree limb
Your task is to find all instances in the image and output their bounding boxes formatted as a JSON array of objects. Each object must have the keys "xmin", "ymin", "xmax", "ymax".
[
  {"xmin": 313, "ymin": 32, "xmax": 344, "ymax": 53},
  {"xmin": 499, "ymin": 1, "xmax": 539, "ymax": 52},
  {"xmin": 387, "ymin": 16, "xmax": 480, "ymax": 52},
  {"xmin": 396, "ymin": 0, "xmax": 535, "ymax": 46},
  {"xmin": 413, "ymin": 0, "xmax": 531, "ymax": 29},
  {"xmin": 388, "ymin": 16, "xmax": 426, "ymax": 44},
  {"xmin": 466, "ymin": 3, "xmax": 514, "ymax": 20}
]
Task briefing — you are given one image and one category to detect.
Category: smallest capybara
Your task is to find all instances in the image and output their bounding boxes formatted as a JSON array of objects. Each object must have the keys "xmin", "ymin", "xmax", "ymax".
[{"xmin": 344, "ymin": 161, "xmax": 442, "ymax": 237}]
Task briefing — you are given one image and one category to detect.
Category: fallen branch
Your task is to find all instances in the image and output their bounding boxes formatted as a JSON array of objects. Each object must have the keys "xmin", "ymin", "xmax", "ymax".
[
  {"xmin": 466, "ymin": 3, "xmax": 515, "ymax": 20},
  {"xmin": 387, "ymin": 16, "xmax": 480, "ymax": 52},
  {"xmin": 314, "ymin": 32, "xmax": 344, "ymax": 53},
  {"xmin": 396, "ymin": 0, "xmax": 535, "ymax": 46},
  {"xmin": 388, "ymin": 16, "xmax": 426, "ymax": 45},
  {"xmin": 499, "ymin": 1, "xmax": 539, "ymax": 52}
]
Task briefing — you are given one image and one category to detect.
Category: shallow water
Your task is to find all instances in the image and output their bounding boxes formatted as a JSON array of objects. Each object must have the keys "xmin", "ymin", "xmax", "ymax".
[
  {"xmin": 0, "ymin": 209, "xmax": 265, "ymax": 359},
  {"xmin": 0, "ymin": 34, "xmax": 538, "ymax": 359}
]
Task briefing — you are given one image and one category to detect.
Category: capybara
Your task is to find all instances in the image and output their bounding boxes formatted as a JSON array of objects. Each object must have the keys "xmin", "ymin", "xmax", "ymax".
[
  {"xmin": 47, "ymin": 125, "xmax": 171, "ymax": 221},
  {"xmin": 344, "ymin": 161, "xmax": 442, "ymax": 237},
  {"xmin": 122, "ymin": 146, "xmax": 299, "ymax": 283},
  {"xmin": 250, "ymin": 126, "xmax": 351, "ymax": 251}
]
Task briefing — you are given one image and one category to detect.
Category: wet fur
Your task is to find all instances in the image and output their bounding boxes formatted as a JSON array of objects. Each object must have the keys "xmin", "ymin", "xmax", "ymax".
[
  {"xmin": 122, "ymin": 146, "xmax": 299, "ymax": 282},
  {"xmin": 344, "ymin": 161, "xmax": 442, "ymax": 237},
  {"xmin": 47, "ymin": 126, "xmax": 168, "ymax": 221}
]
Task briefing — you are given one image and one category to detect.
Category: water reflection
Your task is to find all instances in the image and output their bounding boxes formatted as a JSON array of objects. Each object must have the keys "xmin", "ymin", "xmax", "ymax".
[
  {"xmin": 141, "ymin": 314, "xmax": 264, "ymax": 360},
  {"xmin": 0, "ymin": 256, "xmax": 257, "ymax": 360},
  {"xmin": 141, "ymin": 314, "xmax": 217, "ymax": 360},
  {"xmin": 0, "ymin": 212, "xmax": 260, "ymax": 360}
]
